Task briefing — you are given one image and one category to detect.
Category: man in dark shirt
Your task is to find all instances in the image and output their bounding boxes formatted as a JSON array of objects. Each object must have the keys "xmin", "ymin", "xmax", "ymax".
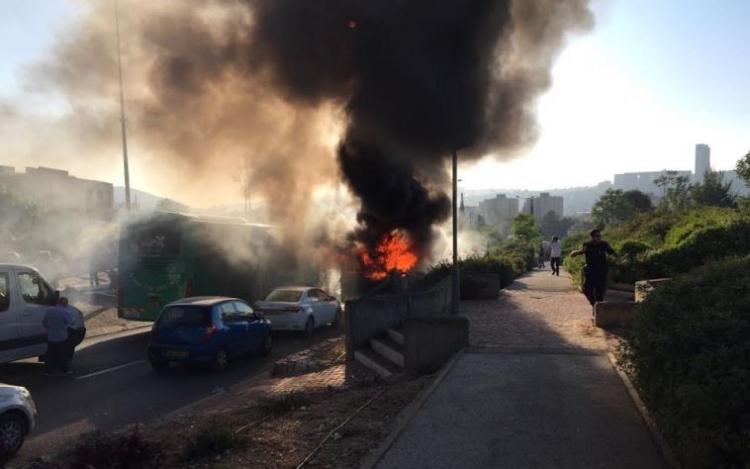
[{"xmin": 570, "ymin": 229, "xmax": 622, "ymax": 307}]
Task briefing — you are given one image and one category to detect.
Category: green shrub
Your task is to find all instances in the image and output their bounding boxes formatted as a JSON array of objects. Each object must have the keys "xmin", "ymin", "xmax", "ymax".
[
  {"xmin": 69, "ymin": 426, "xmax": 162, "ymax": 469},
  {"xmin": 417, "ymin": 254, "xmax": 521, "ymax": 291},
  {"xmin": 606, "ymin": 211, "xmax": 676, "ymax": 247},
  {"xmin": 640, "ymin": 218, "xmax": 750, "ymax": 279},
  {"xmin": 258, "ymin": 391, "xmax": 312, "ymax": 414},
  {"xmin": 663, "ymin": 207, "xmax": 739, "ymax": 248},
  {"xmin": 495, "ymin": 240, "xmax": 536, "ymax": 272},
  {"xmin": 620, "ymin": 258, "xmax": 750, "ymax": 469},
  {"xmin": 182, "ymin": 422, "xmax": 246, "ymax": 461}
]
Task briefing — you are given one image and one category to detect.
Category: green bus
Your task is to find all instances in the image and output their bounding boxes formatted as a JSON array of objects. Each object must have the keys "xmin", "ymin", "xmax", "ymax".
[{"xmin": 117, "ymin": 212, "xmax": 287, "ymax": 322}]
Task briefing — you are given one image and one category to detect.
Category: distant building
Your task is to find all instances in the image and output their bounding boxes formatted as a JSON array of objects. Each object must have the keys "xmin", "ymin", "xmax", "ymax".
[
  {"xmin": 0, "ymin": 166, "xmax": 114, "ymax": 219},
  {"xmin": 695, "ymin": 144, "xmax": 711, "ymax": 182},
  {"xmin": 613, "ymin": 170, "xmax": 692, "ymax": 195},
  {"xmin": 716, "ymin": 170, "xmax": 750, "ymax": 196},
  {"xmin": 477, "ymin": 194, "xmax": 519, "ymax": 226},
  {"xmin": 522, "ymin": 192, "xmax": 563, "ymax": 221}
]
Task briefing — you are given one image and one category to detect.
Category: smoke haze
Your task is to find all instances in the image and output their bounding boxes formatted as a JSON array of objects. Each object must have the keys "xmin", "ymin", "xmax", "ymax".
[{"xmin": 1, "ymin": 0, "xmax": 593, "ymax": 263}]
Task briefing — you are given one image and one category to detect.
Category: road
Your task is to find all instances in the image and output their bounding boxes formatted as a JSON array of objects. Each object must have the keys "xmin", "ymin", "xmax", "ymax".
[{"xmin": 1, "ymin": 321, "xmax": 343, "ymax": 461}]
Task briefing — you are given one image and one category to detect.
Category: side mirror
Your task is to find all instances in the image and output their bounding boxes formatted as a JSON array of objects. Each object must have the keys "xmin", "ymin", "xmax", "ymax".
[
  {"xmin": 52, "ymin": 290, "xmax": 60, "ymax": 305},
  {"xmin": 254, "ymin": 311, "xmax": 264, "ymax": 320}
]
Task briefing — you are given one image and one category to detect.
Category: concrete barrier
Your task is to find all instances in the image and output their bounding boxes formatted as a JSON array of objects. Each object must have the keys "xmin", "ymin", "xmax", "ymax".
[
  {"xmin": 403, "ymin": 317, "xmax": 469, "ymax": 374},
  {"xmin": 461, "ymin": 274, "xmax": 500, "ymax": 300},
  {"xmin": 634, "ymin": 278, "xmax": 671, "ymax": 302},
  {"xmin": 594, "ymin": 301, "xmax": 638, "ymax": 328},
  {"xmin": 345, "ymin": 276, "xmax": 452, "ymax": 359}
]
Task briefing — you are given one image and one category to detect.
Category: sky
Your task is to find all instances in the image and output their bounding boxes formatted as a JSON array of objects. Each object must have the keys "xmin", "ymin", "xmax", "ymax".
[{"xmin": 0, "ymin": 0, "xmax": 748, "ymax": 197}]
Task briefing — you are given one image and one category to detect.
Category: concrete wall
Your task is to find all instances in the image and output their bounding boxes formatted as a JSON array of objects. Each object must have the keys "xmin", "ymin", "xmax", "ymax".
[
  {"xmin": 594, "ymin": 301, "xmax": 638, "ymax": 328},
  {"xmin": 634, "ymin": 278, "xmax": 671, "ymax": 302},
  {"xmin": 403, "ymin": 317, "xmax": 468, "ymax": 374},
  {"xmin": 346, "ymin": 275, "xmax": 452, "ymax": 358}
]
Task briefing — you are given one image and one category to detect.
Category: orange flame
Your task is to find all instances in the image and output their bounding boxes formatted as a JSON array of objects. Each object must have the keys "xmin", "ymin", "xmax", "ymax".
[{"xmin": 359, "ymin": 231, "xmax": 418, "ymax": 280}]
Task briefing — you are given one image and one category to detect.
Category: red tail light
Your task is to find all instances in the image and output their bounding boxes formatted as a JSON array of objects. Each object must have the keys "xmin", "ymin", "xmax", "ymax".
[
  {"xmin": 282, "ymin": 306, "xmax": 302, "ymax": 313},
  {"xmin": 185, "ymin": 278, "xmax": 194, "ymax": 298},
  {"xmin": 201, "ymin": 323, "xmax": 217, "ymax": 343}
]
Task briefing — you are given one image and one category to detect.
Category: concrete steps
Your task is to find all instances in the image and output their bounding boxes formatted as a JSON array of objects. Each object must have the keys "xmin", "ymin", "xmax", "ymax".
[
  {"xmin": 354, "ymin": 348, "xmax": 401, "ymax": 379},
  {"xmin": 354, "ymin": 328, "xmax": 405, "ymax": 378},
  {"xmin": 371, "ymin": 336, "xmax": 405, "ymax": 368},
  {"xmin": 387, "ymin": 327, "xmax": 404, "ymax": 346}
]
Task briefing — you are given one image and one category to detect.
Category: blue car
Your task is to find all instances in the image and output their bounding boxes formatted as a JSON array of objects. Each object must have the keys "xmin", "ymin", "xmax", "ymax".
[{"xmin": 148, "ymin": 296, "xmax": 273, "ymax": 372}]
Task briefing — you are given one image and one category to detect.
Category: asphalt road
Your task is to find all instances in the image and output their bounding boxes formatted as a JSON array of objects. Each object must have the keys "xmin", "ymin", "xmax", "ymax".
[{"xmin": 1, "ymin": 322, "xmax": 343, "ymax": 461}]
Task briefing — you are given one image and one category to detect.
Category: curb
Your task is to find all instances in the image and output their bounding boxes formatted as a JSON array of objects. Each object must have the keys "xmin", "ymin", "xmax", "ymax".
[
  {"xmin": 359, "ymin": 348, "xmax": 466, "ymax": 469},
  {"xmin": 607, "ymin": 353, "xmax": 681, "ymax": 469}
]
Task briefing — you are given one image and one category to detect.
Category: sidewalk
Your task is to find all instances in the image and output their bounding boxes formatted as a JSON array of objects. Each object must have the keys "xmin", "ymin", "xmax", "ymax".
[{"xmin": 364, "ymin": 269, "xmax": 666, "ymax": 469}]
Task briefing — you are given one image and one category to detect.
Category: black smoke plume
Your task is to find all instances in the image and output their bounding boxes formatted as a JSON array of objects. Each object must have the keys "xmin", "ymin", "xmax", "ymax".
[
  {"xmin": 247, "ymin": 0, "xmax": 593, "ymax": 257},
  {"xmin": 5, "ymin": 0, "xmax": 593, "ymax": 264}
]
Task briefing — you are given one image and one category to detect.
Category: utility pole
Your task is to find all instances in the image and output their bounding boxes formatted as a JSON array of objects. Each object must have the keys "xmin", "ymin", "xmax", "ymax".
[
  {"xmin": 115, "ymin": 0, "xmax": 131, "ymax": 211},
  {"xmin": 233, "ymin": 157, "xmax": 252, "ymax": 214},
  {"xmin": 451, "ymin": 149, "xmax": 460, "ymax": 315}
]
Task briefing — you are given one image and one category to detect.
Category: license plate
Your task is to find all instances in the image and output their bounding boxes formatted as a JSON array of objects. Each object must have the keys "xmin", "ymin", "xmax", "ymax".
[{"xmin": 166, "ymin": 350, "xmax": 189, "ymax": 358}]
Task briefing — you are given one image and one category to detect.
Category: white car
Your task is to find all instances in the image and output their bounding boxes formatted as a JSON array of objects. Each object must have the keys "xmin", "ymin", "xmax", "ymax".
[
  {"xmin": 0, "ymin": 384, "xmax": 36, "ymax": 457},
  {"xmin": 254, "ymin": 287, "xmax": 342, "ymax": 336}
]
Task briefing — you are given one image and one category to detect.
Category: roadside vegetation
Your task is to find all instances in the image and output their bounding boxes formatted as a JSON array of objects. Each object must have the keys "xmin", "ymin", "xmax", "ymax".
[
  {"xmin": 574, "ymin": 151, "xmax": 750, "ymax": 469},
  {"xmin": 418, "ymin": 213, "xmax": 540, "ymax": 293}
]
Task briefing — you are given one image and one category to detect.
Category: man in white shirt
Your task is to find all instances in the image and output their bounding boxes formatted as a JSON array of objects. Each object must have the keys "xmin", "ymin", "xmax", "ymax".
[{"xmin": 549, "ymin": 236, "xmax": 562, "ymax": 276}]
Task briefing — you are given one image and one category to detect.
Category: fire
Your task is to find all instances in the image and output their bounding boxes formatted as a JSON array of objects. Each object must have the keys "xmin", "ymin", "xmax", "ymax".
[{"xmin": 359, "ymin": 231, "xmax": 418, "ymax": 280}]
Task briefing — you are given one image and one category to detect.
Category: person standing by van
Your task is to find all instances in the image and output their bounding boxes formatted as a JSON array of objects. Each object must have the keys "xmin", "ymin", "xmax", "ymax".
[
  {"xmin": 42, "ymin": 297, "xmax": 74, "ymax": 377},
  {"xmin": 549, "ymin": 236, "xmax": 562, "ymax": 276}
]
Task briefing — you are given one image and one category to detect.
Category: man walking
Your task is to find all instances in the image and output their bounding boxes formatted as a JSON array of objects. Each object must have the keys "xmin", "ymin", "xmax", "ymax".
[
  {"xmin": 549, "ymin": 236, "xmax": 562, "ymax": 276},
  {"xmin": 570, "ymin": 230, "xmax": 622, "ymax": 307},
  {"xmin": 42, "ymin": 296, "xmax": 75, "ymax": 377}
]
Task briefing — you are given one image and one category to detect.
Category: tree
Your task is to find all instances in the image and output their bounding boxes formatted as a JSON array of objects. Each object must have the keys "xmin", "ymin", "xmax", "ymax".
[
  {"xmin": 691, "ymin": 170, "xmax": 736, "ymax": 208},
  {"xmin": 540, "ymin": 211, "xmax": 574, "ymax": 238},
  {"xmin": 735, "ymin": 150, "xmax": 750, "ymax": 186},
  {"xmin": 623, "ymin": 190, "xmax": 653, "ymax": 213},
  {"xmin": 511, "ymin": 213, "xmax": 541, "ymax": 242},
  {"xmin": 654, "ymin": 171, "xmax": 693, "ymax": 213},
  {"xmin": 592, "ymin": 189, "xmax": 653, "ymax": 228}
]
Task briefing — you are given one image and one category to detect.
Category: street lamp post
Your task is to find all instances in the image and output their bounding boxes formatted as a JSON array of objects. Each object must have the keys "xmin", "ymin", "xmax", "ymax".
[
  {"xmin": 451, "ymin": 149, "xmax": 460, "ymax": 315},
  {"xmin": 115, "ymin": 0, "xmax": 131, "ymax": 211}
]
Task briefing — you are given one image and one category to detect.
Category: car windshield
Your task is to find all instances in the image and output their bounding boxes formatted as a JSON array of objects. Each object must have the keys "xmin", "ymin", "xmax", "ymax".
[
  {"xmin": 157, "ymin": 306, "xmax": 209, "ymax": 327},
  {"xmin": 264, "ymin": 289, "xmax": 302, "ymax": 302}
]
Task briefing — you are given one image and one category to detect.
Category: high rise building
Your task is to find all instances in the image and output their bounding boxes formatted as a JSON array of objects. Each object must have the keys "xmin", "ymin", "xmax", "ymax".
[
  {"xmin": 695, "ymin": 144, "xmax": 711, "ymax": 182},
  {"xmin": 477, "ymin": 194, "xmax": 519, "ymax": 225},
  {"xmin": 522, "ymin": 192, "xmax": 564, "ymax": 222}
]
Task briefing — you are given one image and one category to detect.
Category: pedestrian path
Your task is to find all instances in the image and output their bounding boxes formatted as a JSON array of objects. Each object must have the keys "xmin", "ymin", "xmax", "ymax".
[{"xmin": 364, "ymin": 269, "xmax": 666, "ymax": 469}]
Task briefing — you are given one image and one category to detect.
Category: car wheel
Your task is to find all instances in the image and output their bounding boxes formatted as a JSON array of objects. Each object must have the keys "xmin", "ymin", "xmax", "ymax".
[
  {"xmin": 212, "ymin": 347, "xmax": 228, "ymax": 372},
  {"xmin": 304, "ymin": 316, "xmax": 315, "ymax": 337},
  {"xmin": 0, "ymin": 412, "xmax": 28, "ymax": 456},
  {"xmin": 331, "ymin": 308, "xmax": 342, "ymax": 328},
  {"xmin": 150, "ymin": 358, "xmax": 169, "ymax": 372},
  {"xmin": 260, "ymin": 334, "xmax": 274, "ymax": 356}
]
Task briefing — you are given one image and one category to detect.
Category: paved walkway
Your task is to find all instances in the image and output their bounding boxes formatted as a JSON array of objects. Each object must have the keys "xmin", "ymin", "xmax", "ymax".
[{"xmin": 366, "ymin": 269, "xmax": 666, "ymax": 469}]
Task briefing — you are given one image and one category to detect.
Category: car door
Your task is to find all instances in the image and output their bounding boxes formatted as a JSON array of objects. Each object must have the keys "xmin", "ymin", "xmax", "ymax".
[
  {"xmin": 17, "ymin": 270, "xmax": 55, "ymax": 352},
  {"xmin": 305, "ymin": 289, "xmax": 322, "ymax": 326},
  {"xmin": 218, "ymin": 302, "xmax": 250, "ymax": 356},
  {"xmin": 315, "ymin": 289, "xmax": 337, "ymax": 324},
  {"xmin": 0, "ymin": 271, "xmax": 20, "ymax": 363},
  {"xmin": 233, "ymin": 301, "xmax": 263, "ymax": 352}
]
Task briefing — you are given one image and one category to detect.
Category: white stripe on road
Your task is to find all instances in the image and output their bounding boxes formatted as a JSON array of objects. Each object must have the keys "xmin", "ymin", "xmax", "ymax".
[{"xmin": 76, "ymin": 360, "xmax": 147, "ymax": 380}]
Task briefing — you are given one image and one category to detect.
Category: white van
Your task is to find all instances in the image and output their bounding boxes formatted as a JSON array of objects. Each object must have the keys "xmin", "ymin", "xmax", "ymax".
[{"xmin": 0, "ymin": 264, "xmax": 86, "ymax": 364}]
